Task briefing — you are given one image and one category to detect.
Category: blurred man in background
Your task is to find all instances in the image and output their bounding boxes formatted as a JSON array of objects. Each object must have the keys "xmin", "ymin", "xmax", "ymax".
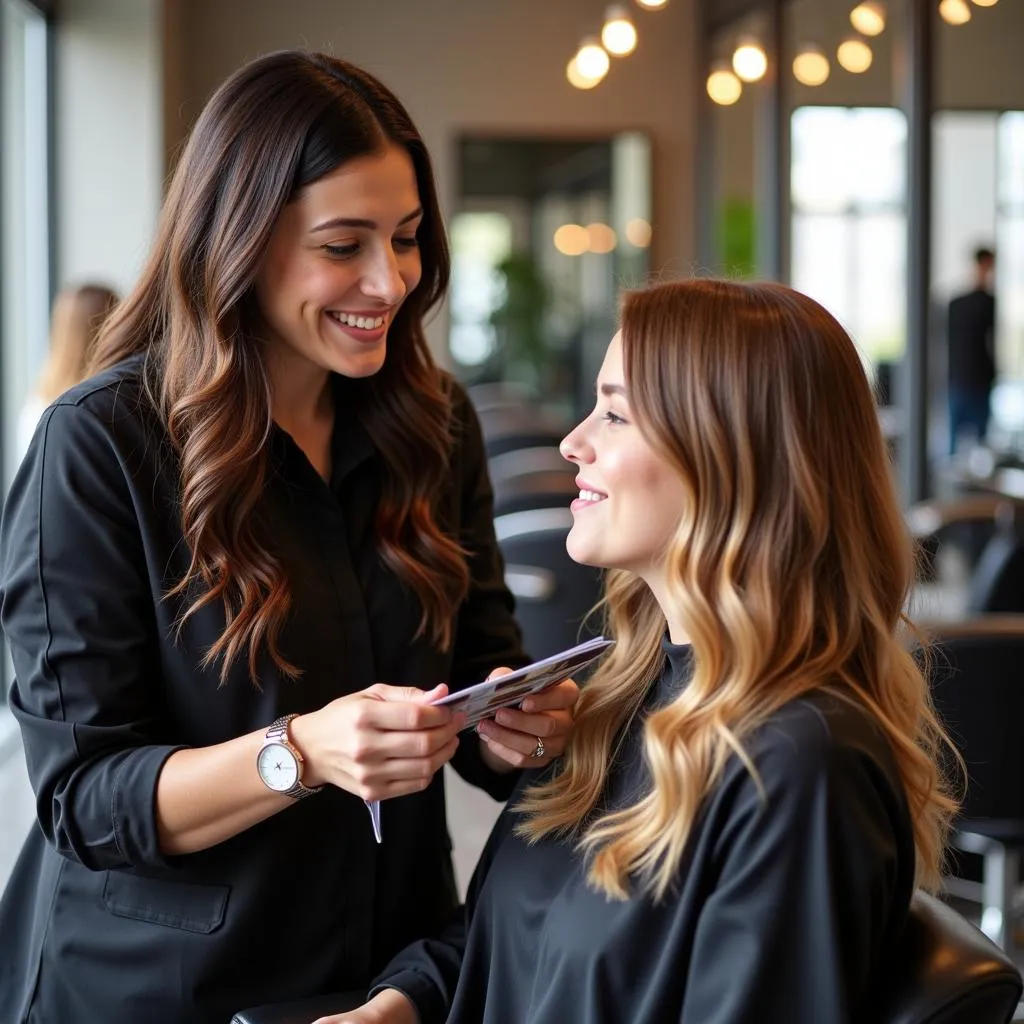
[{"xmin": 947, "ymin": 246, "xmax": 997, "ymax": 455}]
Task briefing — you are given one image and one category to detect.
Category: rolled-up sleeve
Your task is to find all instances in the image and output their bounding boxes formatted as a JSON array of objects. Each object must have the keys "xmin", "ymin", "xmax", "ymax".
[{"xmin": 2, "ymin": 401, "xmax": 182, "ymax": 871}]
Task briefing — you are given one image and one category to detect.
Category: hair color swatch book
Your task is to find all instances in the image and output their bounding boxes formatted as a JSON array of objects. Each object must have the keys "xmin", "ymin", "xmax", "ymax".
[{"xmin": 433, "ymin": 636, "xmax": 614, "ymax": 727}]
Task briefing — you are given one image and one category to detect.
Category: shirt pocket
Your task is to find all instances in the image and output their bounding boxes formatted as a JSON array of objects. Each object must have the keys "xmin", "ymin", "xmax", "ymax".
[{"xmin": 101, "ymin": 870, "xmax": 230, "ymax": 934}]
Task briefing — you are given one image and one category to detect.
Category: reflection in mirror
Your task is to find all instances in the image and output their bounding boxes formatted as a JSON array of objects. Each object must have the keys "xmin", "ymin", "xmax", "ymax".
[{"xmin": 449, "ymin": 134, "xmax": 651, "ymax": 422}]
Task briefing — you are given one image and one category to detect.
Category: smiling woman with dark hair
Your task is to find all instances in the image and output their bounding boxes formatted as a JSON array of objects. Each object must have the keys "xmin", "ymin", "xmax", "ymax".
[{"xmin": 0, "ymin": 50, "xmax": 577, "ymax": 1024}]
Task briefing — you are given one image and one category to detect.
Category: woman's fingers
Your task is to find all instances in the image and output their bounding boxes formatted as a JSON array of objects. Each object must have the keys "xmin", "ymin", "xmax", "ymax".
[
  {"xmin": 478, "ymin": 715, "xmax": 565, "ymax": 759},
  {"xmin": 520, "ymin": 677, "xmax": 581, "ymax": 713},
  {"xmin": 490, "ymin": 706, "xmax": 568, "ymax": 741},
  {"xmin": 357, "ymin": 685, "xmax": 455, "ymax": 731},
  {"xmin": 361, "ymin": 717, "xmax": 465, "ymax": 759},
  {"xmin": 364, "ymin": 681, "xmax": 448, "ymax": 704},
  {"xmin": 340, "ymin": 736, "xmax": 462, "ymax": 801},
  {"xmin": 475, "ymin": 675, "xmax": 579, "ymax": 766},
  {"xmin": 343, "ymin": 735, "xmax": 461, "ymax": 789},
  {"xmin": 312, "ymin": 988, "xmax": 419, "ymax": 1024},
  {"xmin": 477, "ymin": 728, "xmax": 555, "ymax": 769},
  {"xmin": 294, "ymin": 684, "xmax": 463, "ymax": 797}
]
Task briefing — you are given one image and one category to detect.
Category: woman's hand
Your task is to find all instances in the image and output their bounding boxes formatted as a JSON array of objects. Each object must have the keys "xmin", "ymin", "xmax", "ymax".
[
  {"xmin": 290, "ymin": 685, "xmax": 465, "ymax": 801},
  {"xmin": 476, "ymin": 668, "xmax": 580, "ymax": 771},
  {"xmin": 311, "ymin": 988, "xmax": 418, "ymax": 1024}
]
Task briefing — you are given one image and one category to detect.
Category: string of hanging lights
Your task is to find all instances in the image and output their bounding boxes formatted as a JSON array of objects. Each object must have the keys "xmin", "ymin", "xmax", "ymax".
[
  {"xmin": 702, "ymin": 0, "xmax": 998, "ymax": 106},
  {"xmin": 565, "ymin": 0, "xmax": 997, "ymax": 98},
  {"xmin": 566, "ymin": 0, "xmax": 666, "ymax": 90}
]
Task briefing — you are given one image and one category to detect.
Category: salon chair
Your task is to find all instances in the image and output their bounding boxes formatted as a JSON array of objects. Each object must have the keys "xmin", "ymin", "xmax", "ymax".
[
  {"xmin": 870, "ymin": 890, "xmax": 1021, "ymax": 1023},
  {"xmin": 494, "ymin": 506, "xmax": 602, "ymax": 660},
  {"xmin": 924, "ymin": 619, "xmax": 1024, "ymax": 951}
]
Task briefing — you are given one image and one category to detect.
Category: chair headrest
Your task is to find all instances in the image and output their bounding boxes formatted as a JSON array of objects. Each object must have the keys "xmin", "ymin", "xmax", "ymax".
[{"xmin": 873, "ymin": 891, "xmax": 1021, "ymax": 1024}]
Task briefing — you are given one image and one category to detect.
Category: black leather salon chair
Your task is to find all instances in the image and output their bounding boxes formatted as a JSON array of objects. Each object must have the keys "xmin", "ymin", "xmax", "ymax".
[
  {"xmin": 494, "ymin": 506, "xmax": 603, "ymax": 660},
  {"xmin": 925, "ymin": 618, "xmax": 1024, "ymax": 951},
  {"xmin": 871, "ymin": 890, "xmax": 1021, "ymax": 1023}
]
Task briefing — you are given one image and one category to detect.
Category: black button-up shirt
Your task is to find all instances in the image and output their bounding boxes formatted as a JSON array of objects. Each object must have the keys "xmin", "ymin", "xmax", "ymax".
[{"xmin": 0, "ymin": 352, "xmax": 526, "ymax": 1024}]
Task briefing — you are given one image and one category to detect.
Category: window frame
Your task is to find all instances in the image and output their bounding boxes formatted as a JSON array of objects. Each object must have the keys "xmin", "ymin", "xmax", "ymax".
[{"xmin": 0, "ymin": 0, "xmax": 55, "ymax": 705}]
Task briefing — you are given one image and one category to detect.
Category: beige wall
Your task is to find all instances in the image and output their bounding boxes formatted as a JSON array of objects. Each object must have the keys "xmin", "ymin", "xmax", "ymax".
[
  {"xmin": 172, "ymin": 0, "xmax": 697, "ymax": 288},
  {"xmin": 54, "ymin": 0, "xmax": 163, "ymax": 294}
]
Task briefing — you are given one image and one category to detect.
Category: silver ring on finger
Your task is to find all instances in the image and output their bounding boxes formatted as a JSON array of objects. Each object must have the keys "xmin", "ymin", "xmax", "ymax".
[{"xmin": 531, "ymin": 736, "xmax": 545, "ymax": 759}]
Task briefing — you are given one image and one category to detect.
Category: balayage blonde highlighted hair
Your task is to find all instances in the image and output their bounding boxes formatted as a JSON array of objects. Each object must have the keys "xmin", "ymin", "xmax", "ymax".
[{"xmin": 516, "ymin": 278, "xmax": 959, "ymax": 902}]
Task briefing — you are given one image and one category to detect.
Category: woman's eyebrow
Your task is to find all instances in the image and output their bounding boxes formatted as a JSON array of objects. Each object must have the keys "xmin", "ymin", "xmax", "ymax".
[{"xmin": 310, "ymin": 206, "xmax": 423, "ymax": 233}]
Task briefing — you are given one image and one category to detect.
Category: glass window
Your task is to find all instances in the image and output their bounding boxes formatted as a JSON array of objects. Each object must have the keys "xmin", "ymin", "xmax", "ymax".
[
  {"xmin": 998, "ymin": 112, "xmax": 1024, "ymax": 207},
  {"xmin": 791, "ymin": 107, "xmax": 907, "ymax": 369},
  {"xmin": 448, "ymin": 211, "xmax": 513, "ymax": 371},
  {"xmin": 997, "ymin": 114, "xmax": 1024, "ymax": 380}
]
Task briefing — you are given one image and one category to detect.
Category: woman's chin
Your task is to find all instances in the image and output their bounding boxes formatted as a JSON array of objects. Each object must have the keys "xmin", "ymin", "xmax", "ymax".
[
  {"xmin": 565, "ymin": 534, "xmax": 603, "ymax": 570},
  {"xmin": 331, "ymin": 349, "xmax": 387, "ymax": 379}
]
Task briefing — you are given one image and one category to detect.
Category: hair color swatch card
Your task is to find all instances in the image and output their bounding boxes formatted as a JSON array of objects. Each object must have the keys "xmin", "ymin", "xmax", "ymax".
[
  {"xmin": 433, "ymin": 637, "xmax": 615, "ymax": 728},
  {"xmin": 363, "ymin": 638, "xmax": 613, "ymax": 844}
]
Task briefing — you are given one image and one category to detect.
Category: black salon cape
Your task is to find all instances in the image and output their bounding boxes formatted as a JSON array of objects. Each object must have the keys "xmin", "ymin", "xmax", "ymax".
[
  {"xmin": 374, "ymin": 640, "xmax": 917, "ymax": 1023},
  {"xmin": 0, "ymin": 353, "xmax": 526, "ymax": 1024}
]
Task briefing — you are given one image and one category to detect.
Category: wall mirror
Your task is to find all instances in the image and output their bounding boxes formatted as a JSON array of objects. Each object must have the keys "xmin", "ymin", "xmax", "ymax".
[{"xmin": 448, "ymin": 132, "xmax": 652, "ymax": 423}]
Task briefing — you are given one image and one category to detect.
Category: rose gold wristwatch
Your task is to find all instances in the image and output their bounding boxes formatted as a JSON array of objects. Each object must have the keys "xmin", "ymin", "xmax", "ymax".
[{"xmin": 256, "ymin": 714, "xmax": 323, "ymax": 800}]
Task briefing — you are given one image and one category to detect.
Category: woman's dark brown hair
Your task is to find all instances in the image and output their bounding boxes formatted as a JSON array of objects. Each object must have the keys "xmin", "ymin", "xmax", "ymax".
[{"xmin": 91, "ymin": 51, "xmax": 467, "ymax": 683}]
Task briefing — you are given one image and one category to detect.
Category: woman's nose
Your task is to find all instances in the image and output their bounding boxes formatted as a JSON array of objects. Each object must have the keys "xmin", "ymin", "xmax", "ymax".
[
  {"xmin": 361, "ymin": 246, "xmax": 406, "ymax": 305},
  {"xmin": 560, "ymin": 425, "xmax": 589, "ymax": 464}
]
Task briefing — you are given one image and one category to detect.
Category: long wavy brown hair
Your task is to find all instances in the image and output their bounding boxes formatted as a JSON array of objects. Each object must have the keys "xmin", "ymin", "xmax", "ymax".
[
  {"xmin": 517, "ymin": 279, "xmax": 960, "ymax": 900},
  {"xmin": 91, "ymin": 51, "xmax": 467, "ymax": 683}
]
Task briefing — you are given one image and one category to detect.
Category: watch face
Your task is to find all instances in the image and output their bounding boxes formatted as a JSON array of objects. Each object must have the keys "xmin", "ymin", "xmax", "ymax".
[{"xmin": 257, "ymin": 742, "xmax": 299, "ymax": 792}]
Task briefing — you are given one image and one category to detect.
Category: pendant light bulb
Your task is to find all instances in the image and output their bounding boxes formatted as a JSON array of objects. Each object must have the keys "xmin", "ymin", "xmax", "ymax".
[
  {"xmin": 706, "ymin": 60, "xmax": 743, "ymax": 105},
  {"xmin": 849, "ymin": 2, "xmax": 886, "ymax": 36},
  {"xmin": 732, "ymin": 37, "xmax": 768, "ymax": 82},
  {"xmin": 602, "ymin": 6, "xmax": 638, "ymax": 57},
  {"xmin": 792, "ymin": 43, "xmax": 830, "ymax": 86}
]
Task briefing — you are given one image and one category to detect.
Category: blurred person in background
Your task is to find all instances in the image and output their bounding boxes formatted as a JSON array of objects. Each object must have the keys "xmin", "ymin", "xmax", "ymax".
[
  {"xmin": 16, "ymin": 282, "xmax": 119, "ymax": 459},
  {"xmin": 947, "ymin": 246, "xmax": 997, "ymax": 455},
  {"xmin": 0, "ymin": 50, "xmax": 576, "ymax": 1024},
  {"xmin": 333, "ymin": 279, "xmax": 959, "ymax": 1024}
]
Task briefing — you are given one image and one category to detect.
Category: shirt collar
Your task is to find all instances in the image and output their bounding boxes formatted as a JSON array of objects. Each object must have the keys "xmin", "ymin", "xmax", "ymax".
[{"xmin": 269, "ymin": 374, "xmax": 375, "ymax": 494}]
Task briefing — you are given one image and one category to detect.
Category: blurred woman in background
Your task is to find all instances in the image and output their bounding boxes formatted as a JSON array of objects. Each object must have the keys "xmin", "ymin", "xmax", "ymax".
[{"xmin": 16, "ymin": 282, "xmax": 119, "ymax": 457}]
